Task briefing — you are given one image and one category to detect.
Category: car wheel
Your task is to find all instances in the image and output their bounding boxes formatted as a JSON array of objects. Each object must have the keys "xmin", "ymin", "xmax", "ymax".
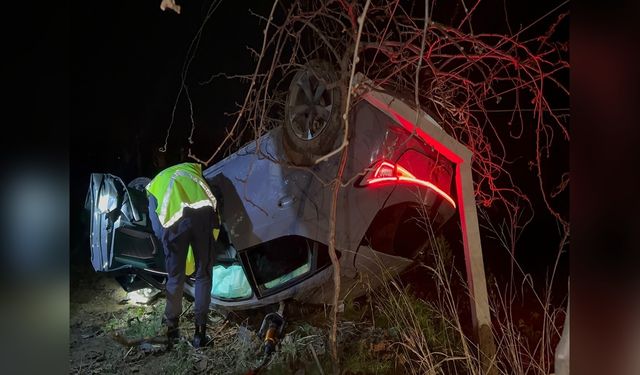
[
  {"xmin": 283, "ymin": 60, "xmax": 343, "ymax": 165},
  {"xmin": 128, "ymin": 177, "xmax": 151, "ymax": 192}
]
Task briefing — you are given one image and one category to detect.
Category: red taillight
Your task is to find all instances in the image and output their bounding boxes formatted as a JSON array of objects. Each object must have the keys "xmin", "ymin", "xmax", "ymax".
[
  {"xmin": 361, "ymin": 160, "xmax": 456, "ymax": 208},
  {"xmin": 366, "ymin": 161, "xmax": 396, "ymax": 183}
]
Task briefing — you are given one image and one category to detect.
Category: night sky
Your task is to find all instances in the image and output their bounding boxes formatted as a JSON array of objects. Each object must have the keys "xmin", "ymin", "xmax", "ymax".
[
  {"xmin": 70, "ymin": 0, "xmax": 569, "ymax": 293},
  {"xmin": 72, "ymin": 1, "xmax": 273, "ymax": 177},
  {"xmin": 71, "ymin": 0, "xmax": 274, "ymax": 267}
]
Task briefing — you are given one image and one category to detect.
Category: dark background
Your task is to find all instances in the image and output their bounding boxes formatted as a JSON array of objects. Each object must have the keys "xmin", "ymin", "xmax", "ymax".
[{"xmin": 71, "ymin": 0, "xmax": 274, "ymax": 271}]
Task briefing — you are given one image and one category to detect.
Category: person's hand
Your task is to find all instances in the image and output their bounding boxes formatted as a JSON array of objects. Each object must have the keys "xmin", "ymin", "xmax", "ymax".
[{"xmin": 160, "ymin": 0, "xmax": 181, "ymax": 14}]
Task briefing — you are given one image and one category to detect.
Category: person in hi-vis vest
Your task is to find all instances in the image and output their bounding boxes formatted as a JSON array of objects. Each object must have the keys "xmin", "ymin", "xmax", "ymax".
[{"xmin": 146, "ymin": 162, "xmax": 219, "ymax": 348}]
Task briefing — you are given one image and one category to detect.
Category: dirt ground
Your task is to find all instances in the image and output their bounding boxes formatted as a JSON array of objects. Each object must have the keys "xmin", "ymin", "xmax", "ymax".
[
  {"xmin": 70, "ymin": 268, "xmax": 401, "ymax": 375},
  {"xmin": 70, "ymin": 271, "xmax": 180, "ymax": 374},
  {"xmin": 69, "ymin": 269, "xmax": 257, "ymax": 374},
  {"xmin": 70, "ymin": 265, "xmax": 564, "ymax": 374},
  {"xmin": 69, "ymin": 269, "xmax": 335, "ymax": 375}
]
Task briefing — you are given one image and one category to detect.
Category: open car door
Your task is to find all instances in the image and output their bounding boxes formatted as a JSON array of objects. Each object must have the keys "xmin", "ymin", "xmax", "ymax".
[{"xmin": 85, "ymin": 173, "xmax": 163, "ymax": 272}]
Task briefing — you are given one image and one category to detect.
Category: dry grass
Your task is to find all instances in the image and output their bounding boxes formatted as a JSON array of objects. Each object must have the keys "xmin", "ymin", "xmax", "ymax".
[
  {"xmin": 347, "ymin": 250, "xmax": 566, "ymax": 375},
  {"xmin": 350, "ymin": 194, "xmax": 568, "ymax": 375}
]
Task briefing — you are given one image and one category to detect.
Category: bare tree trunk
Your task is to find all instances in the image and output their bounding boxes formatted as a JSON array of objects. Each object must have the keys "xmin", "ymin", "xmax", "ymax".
[{"xmin": 327, "ymin": 145, "xmax": 348, "ymax": 373}]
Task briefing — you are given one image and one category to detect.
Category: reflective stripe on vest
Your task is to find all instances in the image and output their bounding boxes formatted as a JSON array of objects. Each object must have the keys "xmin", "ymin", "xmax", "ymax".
[{"xmin": 147, "ymin": 164, "xmax": 217, "ymax": 228}]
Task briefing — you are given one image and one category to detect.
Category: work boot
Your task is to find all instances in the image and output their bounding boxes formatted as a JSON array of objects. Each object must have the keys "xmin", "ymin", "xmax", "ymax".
[
  {"xmin": 162, "ymin": 317, "xmax": 181, "ymax": 346},
  {"xmin": 192, "ymin": 324, "xmax": 212, "ymax": 348},
  {"xmin": 166, "ymin": 325, "xmax": 180, "ymax": 343}
]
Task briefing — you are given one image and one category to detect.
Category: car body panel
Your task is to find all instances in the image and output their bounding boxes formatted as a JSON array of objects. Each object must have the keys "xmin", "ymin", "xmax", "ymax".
[
  {"xmin": 87, "ymin": 90, "xmax": 458, "ymax": 311},
  {"xmin": 85, "ymin": 173, "xmax": 161, "ymax": 273},
  {"xmin": 203, "ymin": 101, "xmax": 445, "ymax": 253}
]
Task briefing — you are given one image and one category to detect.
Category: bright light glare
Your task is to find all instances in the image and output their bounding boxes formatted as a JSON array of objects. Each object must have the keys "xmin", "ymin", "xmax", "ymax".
[
  {"xmin": 363, "ymin": 160, "xmax": 456, "ymax": 208},
  {"xmin": 127, "ymin": 288, "xmax": 160, "ymax": 304}
]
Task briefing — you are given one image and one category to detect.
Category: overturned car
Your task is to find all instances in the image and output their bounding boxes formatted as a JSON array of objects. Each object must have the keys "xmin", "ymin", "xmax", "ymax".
[{"xmin": 85, "ymin": 68, "xmax": 458, "ymax": 312}]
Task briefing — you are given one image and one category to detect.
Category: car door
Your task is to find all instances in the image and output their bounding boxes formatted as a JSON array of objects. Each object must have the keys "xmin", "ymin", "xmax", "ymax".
[{"xmin": 85, "ymin": 173, "xmax": 161, "ymax": 272}]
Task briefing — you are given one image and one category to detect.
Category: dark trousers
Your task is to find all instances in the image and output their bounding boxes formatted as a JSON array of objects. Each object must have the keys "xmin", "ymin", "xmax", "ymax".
[{"xmin": 148, "ymin": 196, "xmax": 217, "ymax": 326}]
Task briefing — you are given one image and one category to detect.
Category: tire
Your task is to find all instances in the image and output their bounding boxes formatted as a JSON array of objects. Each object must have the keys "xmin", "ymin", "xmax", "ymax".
[
  {"xmin": 128, "ymin": 177, "xmax": 151, "ymax": 192},
  {"xmin": 283, "ymin": 60, "xmax": 343, "ymax": 165}
]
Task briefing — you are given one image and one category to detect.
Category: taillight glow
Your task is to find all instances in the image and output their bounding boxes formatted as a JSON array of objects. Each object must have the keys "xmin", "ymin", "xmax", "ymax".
[{"xmin": 363, "ymin": 160, "xmax": 456, "ymax": 208}]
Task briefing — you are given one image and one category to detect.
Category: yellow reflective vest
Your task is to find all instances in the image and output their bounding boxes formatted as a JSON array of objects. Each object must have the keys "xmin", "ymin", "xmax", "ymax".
[
  {"xmin": 185, "ymin": 226, "xmax": 220, "ymax": 276},
  {"xmin": 146, "ymin": 162, "xmax": 220, "ymax": 276},
  {"xmin": 146, "ymin": 162, "xmax": 217, "ymax": 228}
]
